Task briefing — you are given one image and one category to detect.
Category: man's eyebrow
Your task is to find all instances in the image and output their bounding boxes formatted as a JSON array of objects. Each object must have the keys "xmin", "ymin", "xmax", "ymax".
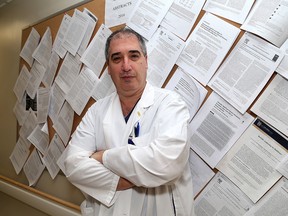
[{"xmin": 110, "ymin": 50, "xmax": 142, "ymax": 59}]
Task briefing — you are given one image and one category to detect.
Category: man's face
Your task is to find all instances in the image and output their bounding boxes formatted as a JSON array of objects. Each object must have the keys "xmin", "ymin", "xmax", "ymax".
[{"xmin": 107, "ymin": 34, "xmax": 148, "ymax": 97}]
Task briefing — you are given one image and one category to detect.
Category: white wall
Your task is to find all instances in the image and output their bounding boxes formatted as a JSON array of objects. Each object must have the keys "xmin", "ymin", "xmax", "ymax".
[{"xmin": 0, "ymin": 0, "xmax": 89, "ymax": 214}]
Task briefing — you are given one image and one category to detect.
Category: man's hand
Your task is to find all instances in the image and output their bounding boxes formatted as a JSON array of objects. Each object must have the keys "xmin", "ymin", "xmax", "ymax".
[
  {"xmin": 90, "ymin": 150, "xmax": 135, "ymax": 191},
  {"xmin": 90, "ymin": 150, "xmax": 105, "ymax": 164}
]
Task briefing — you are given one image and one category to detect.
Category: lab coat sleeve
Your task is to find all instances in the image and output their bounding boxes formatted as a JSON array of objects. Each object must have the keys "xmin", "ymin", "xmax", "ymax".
[
  {"xmin": 63, "ymin": 104, "xmax": 120, "ymax": 207},
  {"xmin": 103, "ymin": 94, "xmax": 190, "ymax": 188}
]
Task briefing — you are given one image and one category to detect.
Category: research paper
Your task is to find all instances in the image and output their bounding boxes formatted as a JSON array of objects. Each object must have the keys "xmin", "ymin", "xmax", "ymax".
[
  {"xmin": 241, "ymin": 0, "xmax": 288, "ymax": 47},
  {"xmin": 216, "ymin": 118, "xmax": 288, "ymax": 203},
  {"xmin": 27, "ymin": 124, "xmax": 49, "ymax": 155},
  {"xmin": 25, "ymin": 61, "xmax": 46, "ymax": 99},
  {"xmin": 146, "ymin": 27, "xmax": 185, "ymax": 87},
  {"xmin": 62, "ymin": 9, "xmax": 90, "ymax": 56},
  {"xmin": 13, "ymin": 65, "xmax": 31, "ymax": 102},
  {"xmin": 42, "ymin": 133, "xmax": 65, "ymax": 179},
  {"xmin": 194, "ymin": 172, "xmax": 253, "ymax": 216},
  {"xmin": 48, "ymin": 83, "xmax": 66, "ymax": 125},
  {"xmin": 188, "ymin": 149, "xmax": 215, "ymax": 197},
  {"xmin": 36, "ymin": 87, "xmax": 50, "ymax": 124},
  {"xmin": 209, "ymin": 32, "xmax": 284, "ymax": 114},
  {"xmin": 77, "ymin": 8, "xmax": 98, "ymax": 57},
  {"xmin": 276, "ymin": 39, "xmax": 288, "ymax": 79},
  {"xmin": 92, "ymin": 68, "xmax": 116, "ymax": 100},
  {"xmin": 203, "ymin": 0, "xmax": 255, "ymax": 24},
  {"xmin": 176, "ymin": 12, "xmax": 240, "ymax": 86},
  {"xmin": 127, "ymin": 0, "xmax": 174, "ymax": 40},
  {"xmin": 251, "ymin": 74, "xmax": 288, "ymax": 137},
  {"xmin": 160, "ymin": 0, "xmax": 205, "ymax": 40},
  {"xmin": 42, "ymin": 51, "xmax": 60, "ymax": 88},
  {"xmin": 23, "ymin": 148, "xmax": 45, "ymax": 186},
  {"xmin": 9, "ymin": 136, "xmax": 31, "ymax": 174},
  {"xmin": 188, "ymin": 92, "xmax": 254, "ymax": 168},
  {"xmin": 105, "ymin": 0, "xmax": 138, "ymax": 28},
  {"xmin": 54, "ymin": 52, "xmax": 82, "ymax": 94},
  {"xmin": 165, "ymin": 67, "xmax": 207, "ymax": 120},
  {"xmin": 80, "ymin": 24, "xmax": 111, "ymax": 77},
  {"xmin": 243, "ymin": 177, "xmax": 288, "ymax": 216},
  {"xmin": 53, "ymin": 101, "xmax": 74, "ymax": 146},
  {"xmin": 66, "ymin": 67, "xmax": 98, "ymax": 116},
  {"xmin": 32, "ymin": 27, "xmax": 52, "ymax": 68},
  {"xmin": 20, "ymin": 27, "xmax": 40, "ymax": 67},
  {"xmin": 52, "ymin": 14, "xmax": 71, "ymax": 59}
]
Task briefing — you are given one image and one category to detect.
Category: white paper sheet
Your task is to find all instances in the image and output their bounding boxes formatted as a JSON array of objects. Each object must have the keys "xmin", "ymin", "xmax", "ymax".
[
  {"xmin": 241, "ymin": 0, "xmax": 288, "ymax": 47},
  {"xmin": 66, "ymin": 67, "xmax": 98, "ymax": 115},
  {"xmin": 160, "ymin": 0, "xmax": 205, "ymax": 40},
  {"xmin": 20, "ymin": 27, "xmax": 40, "ymax": 67},
  {"xmin": 165, "ymin": 67, "xmax": 207, "ymax": 120},
  {"xmin": 127, "ymin": 0, "xmax": 174, "ymax": 40},
  {"xmin": 209, "ymin": 32, "xmax": 284, "ymax": 114},
  {"xmin": 188, "ymin": 92, "xmax": 254, "ymax": 168},
  {"xmin": 80, "ymin": 24, "xmax": 111, "ymax": 77},
  {"xmin": 251, "ymin": 74, "xmax": 288, "ymax": 137},
  {"xmin": 216, "ymin": 118, "xmax": 288, "ymax": 203},
  {"xmin": 203, "ymin": 0, "xmax": 255, "ymax": 24},
  {"xmin": 176, "ymin": 12, "xmax": 240, "ymax": 86},
  {"xmin": 146, "ymin": 27, "xmax": 185, "ymax": 87},
  {"xmin": 194, "ymin": 172, "xmax": 253, "ymax": 216},
  {"xmin": 105, "ymin": 0, "xmax": 139, "ymax": 28}
]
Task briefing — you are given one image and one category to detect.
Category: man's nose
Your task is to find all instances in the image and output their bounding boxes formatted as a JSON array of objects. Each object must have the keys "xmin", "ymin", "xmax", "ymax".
[{"xmin": 121, "ymin": 57, "xmax": 132, "ymax": 71}]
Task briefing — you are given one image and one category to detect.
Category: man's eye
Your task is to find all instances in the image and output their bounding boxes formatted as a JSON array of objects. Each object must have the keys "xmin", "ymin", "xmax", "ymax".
[
  {"xmin": 130, "ymin": 54, "xmax": 140, "ymax": 60},
  {"xmin": 112, "ymin": 56, "xmax": 121, "ymax": 62}
]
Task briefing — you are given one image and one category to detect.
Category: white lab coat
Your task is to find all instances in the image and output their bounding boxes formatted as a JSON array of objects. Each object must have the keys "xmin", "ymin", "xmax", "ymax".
[{"xmin": 63, "ymin": 83, "xmax": 195, "ymax": 216}]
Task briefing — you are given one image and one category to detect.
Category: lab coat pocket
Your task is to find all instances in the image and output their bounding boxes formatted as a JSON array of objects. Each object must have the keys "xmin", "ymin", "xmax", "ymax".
[
  {"xmin": 132, "ymin": 132, "xmax": 153, "ymax": 147},
  {"xmin": 80, "ymin": 200, "xmax": 94, "ymax": 216}
]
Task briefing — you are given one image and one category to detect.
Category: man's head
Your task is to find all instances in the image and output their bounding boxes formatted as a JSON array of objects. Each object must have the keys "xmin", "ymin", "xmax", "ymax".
[
  {"xmin": 105, "ymin": 28, "xmax": 147, "ymax": 62},
  {"xmin": 105, "ymin": 28, "xmax": 148, "ymax": 98}
]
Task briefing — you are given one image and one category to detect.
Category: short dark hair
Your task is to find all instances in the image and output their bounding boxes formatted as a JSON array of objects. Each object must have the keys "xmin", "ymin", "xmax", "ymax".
[{"xmin": 105, "ymin": 27, "xmax": 147, "ymax": 62}]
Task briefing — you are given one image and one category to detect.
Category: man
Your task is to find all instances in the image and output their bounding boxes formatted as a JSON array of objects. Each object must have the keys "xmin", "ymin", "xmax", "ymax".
[{"xmin": 63, "ymin": 27, "xmax": 194, "ymax": 215}]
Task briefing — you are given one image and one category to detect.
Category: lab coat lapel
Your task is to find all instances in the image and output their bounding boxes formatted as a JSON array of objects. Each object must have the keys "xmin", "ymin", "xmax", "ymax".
[
  {"xmin": 103, "ymin": 83, "xmax": 154, "ymax": 148},
  {"xmin": 103, "ymin": 94, "xmax": 127, "ymax": 148},
  {"xmin": 126, "ymin": 83, "xmax": 155, "ymax": 139}
]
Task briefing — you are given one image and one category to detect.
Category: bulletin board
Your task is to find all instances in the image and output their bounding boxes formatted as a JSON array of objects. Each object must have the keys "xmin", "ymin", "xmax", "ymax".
[{"xmin": 15, "ymin": 0, "xmax": 287, "ymax": 213}]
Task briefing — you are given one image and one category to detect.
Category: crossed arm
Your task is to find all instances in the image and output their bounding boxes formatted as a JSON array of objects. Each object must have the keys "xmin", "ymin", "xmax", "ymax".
[{"xmin": 90, "ymin": 150, "xmax": 134, "ymax": 191}]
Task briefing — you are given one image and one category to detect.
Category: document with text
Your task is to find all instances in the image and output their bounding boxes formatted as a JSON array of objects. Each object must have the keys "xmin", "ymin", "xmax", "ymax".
[
  {"xmin": 23, "ymin": 148, "xmax": 46, "ymax": 186},
  {"xmin": 146, "ymin": 27, "xmax": 185, "ymax": 87},
  {"xmin": 160, "ymin": 0, "xmax": 205, "ymax": 40},
  {"xmin": 276, "ymin": 39, "xmax": 288, "ymax": 79},
  {"xmin": 66, "ymin": 67, "xmax": 98, "ymax": 116},
  {"xmin": 251, "ymin": 74, "xmax": 288, "ymax": 137},
  {"xmin": 20, "ymin": 27, "xmax": 40, "ymax": 67},
  {"xmin": 188, "ymin": 91, "xmax": 254, "ymax": 168},
  {"xmin": 189, "ymin": 149, "xmax": 215, "ymax": 197},
  {"xmin": 177, "ymin": 12, "xmax": 240, "ymax": 86},
  {"xmin": 241, "ymin": 0, "xmax": 288, "ymax": 47},
  {"xmin": 52, "ymin": 14, "xmax": 71, "ymax": 59},
  {"xmin": 243, "ymin": 177, "xmax": 288, "ymax": 216},
  {"xmin": 127, "ymin": 0, "xmax": 174, "ymax": 40},
  {"xmin": 53, "ymin": 101, "xmax": 74, "ymax": 146},
  {"xmin": 62, "ymin": 9, "xmax": 90, "ymax": 56},
  {"xmin": 194, "ymin": 172, "xmax": 253, "ymax": 216},
  {"xmin": 54, "ymin": 53, "xmax": 82, "ymax": 95},
  {"xmin": 216, "ymin": 118, "xmax": 288, "ymax": 203},
  {"xmin": 42, "ymin": 133, "xmax": 65, "ymax": 179},
  {"xmin": 105, "ymin": 0, "xmax": 138, "ymax": 28},
  {"xmin": 80, "ymin": 24, "xmax": 112, "ymax": 77},
  {"xmin": 203, "ymin": 0, "xmax": 255, "ymax": 24},
  {"xmin": 32, "ymin": 27, "xmax": 52, "ymax": 68},
  {"xmin": 165, "ymin": 67, "xmax": 207, "ymax": 120},
  {"xmin": 209, "ymin": 32, "xmax": 284, "ymax": 114}
]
